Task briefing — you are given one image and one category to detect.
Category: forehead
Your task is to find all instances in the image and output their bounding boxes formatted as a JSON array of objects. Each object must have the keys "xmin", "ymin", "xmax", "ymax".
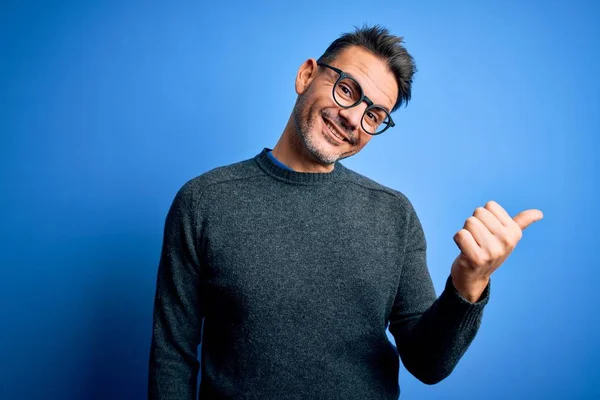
[{"xmin": 328, "ymin": 46, "xmax": 398, "ymax": 111}]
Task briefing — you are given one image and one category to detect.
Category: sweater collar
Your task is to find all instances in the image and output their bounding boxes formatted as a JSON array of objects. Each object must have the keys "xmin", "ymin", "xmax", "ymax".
[{"xmin": 255, "ymin": 148, "xmax": 345, "ymax": 184}]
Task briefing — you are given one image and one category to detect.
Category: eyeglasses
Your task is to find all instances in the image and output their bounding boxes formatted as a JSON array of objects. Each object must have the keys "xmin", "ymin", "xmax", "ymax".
[{"xmin": 317, "ymin": 62, "xmax": 395, "ymax": 135}]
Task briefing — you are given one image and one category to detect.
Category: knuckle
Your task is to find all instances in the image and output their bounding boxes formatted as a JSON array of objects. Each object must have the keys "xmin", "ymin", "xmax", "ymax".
[
  {"xmin": 507, "ymin": 223, "xmax": 522, "ymax": 242},
  {"xmin": 466, "ymin": 216, "xmax": 479, "ymax": 225},
  {"xmin": 473, "ymin": 257, "xmax": 487, "ymax": 268},
  {"xmin": 473, "ymin": 207, "xmax": 485, "ymax": 217},
  {"xmin": 455, "ymin": 229, "xmax": 468, "ymax": 240},
  {"xmin": 485, "ymin": 200, "xmax": 497, "ymax": 209},
  {"xmin": 498, "ymin": 230, "xmax": 513, "ymax": 245},
  {"xmin": 482, "ymin": 249, "xmax": 494, "ymax": 262},
  {"xmin": 514, "ymin": 227, "xmax": 523, "ymax": 241},
  {"xmin": 490, "ymin": 246, "xmax": 504, "ymax": 259}
]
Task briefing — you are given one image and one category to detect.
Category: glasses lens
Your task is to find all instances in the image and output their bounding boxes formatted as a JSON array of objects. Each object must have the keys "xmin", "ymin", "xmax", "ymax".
[
  {"xmin": 333, "ymin": 76, "xmax": 362, "ymax": 107},
  {"xmin": 362, "ymin": 106, "xmax": 391, "ymax": 135}
]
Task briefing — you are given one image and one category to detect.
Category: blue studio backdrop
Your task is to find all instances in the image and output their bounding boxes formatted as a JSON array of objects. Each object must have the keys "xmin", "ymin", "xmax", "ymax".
[{"xmin": 1, "ymin": 1, "xmax": 599, "ymax": 399}]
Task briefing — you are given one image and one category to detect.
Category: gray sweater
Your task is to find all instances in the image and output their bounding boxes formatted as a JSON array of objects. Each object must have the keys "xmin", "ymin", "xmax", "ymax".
[{"xmin": 148, "ymin": 148, "xmax": 489, "ymax": 399}]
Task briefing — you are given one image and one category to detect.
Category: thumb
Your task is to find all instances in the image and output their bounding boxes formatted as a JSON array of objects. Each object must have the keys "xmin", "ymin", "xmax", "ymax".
[{"xmin": 513, "ymin": 209, "xmax": 544, "ymax": 231}]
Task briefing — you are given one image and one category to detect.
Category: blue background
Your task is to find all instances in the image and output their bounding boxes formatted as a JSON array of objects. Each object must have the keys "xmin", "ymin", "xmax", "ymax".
[{"xmin": 1, "ymin": 0, "xmax": 599, "ymax": 399}]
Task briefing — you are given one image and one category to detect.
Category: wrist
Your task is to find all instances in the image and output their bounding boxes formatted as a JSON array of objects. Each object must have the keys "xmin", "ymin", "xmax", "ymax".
[{"xmin": 451, "ymin": 275, "xmax": 489, "ymax": 303}]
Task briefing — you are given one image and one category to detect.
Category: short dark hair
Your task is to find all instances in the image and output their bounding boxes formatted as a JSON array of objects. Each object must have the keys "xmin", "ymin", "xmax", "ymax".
[{"xmin": 317, "ymin": 25, "xmax": 417, "ymax": 112}]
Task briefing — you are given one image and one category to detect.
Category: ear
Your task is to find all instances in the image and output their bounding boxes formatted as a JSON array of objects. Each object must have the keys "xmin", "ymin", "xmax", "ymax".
[{"xmin": 295, "ymin": 58, "xmax": 318, "ymax": 95}]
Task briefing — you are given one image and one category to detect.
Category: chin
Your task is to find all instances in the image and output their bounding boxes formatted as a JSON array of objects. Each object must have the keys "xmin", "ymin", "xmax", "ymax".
[
  {"xmin": 306, "ymin": 132, "xmax": 346, "ymax": 165},
  {"xmin": 294, "ymin": 107, "xmax": 351, "ymax": 165}
]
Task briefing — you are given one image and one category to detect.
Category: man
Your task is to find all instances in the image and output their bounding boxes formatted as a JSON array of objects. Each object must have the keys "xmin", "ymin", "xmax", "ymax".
[{"xmin": 148, "ymin": 25, "xmax": 543, "ymax": 399}]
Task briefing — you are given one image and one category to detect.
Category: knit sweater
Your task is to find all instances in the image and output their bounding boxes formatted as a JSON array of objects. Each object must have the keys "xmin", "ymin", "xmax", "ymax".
[{"xmin": 148, "ymin": 148, "xmax": 490, "ymax": 400}]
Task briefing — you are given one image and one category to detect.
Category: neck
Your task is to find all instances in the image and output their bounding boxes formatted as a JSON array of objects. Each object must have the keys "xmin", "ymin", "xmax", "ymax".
[{"xmin": 272, "ymin": 115, "xmax": 335, "ymax": 173}]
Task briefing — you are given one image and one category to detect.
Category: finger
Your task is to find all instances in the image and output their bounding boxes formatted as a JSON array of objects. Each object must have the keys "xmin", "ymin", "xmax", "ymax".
[
  {"xmin": 484, "ymin": 200, "xmax": 513, "ymax": 227},
  {"xmin": 463, "ymin": 216, "xmax": 494, "ymax": 249},
  {"xmin": 473, "ymin": 206, "xmax": 504, "ymax": 236},
  {"xmin": 513, "ymin": 209, "xmax": 544, "ymax": 231},
  {"xmin": 453, "ymin": 228, "xmax": 483, "ymax": 261}
]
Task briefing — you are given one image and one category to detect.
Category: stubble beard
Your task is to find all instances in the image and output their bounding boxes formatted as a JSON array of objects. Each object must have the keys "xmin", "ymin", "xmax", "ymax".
[{"xmin": 292, "ymin": 93, "xmax": 343, "ymax": 165}]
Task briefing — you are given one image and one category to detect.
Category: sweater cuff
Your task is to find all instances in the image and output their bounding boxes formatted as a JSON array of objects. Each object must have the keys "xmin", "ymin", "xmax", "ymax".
[{"xmin": 438, "ymin": 275, "xmax": 490, "ymax": 329}]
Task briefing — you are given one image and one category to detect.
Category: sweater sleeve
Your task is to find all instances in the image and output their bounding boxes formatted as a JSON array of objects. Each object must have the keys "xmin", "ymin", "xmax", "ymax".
[
  {"xmin": 148, "ymin": 183, "xmax": 204, "ymax": 399},
  {"xmin": 388, "ymin": 201, "xmax": 490, "ymax": 385}
]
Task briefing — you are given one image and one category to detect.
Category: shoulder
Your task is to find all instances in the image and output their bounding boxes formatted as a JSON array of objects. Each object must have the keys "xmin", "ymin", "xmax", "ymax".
[
  {"xmin": 174, "ymin": 156, "xmax": 264, "ymax": 207},
  {"xmin": 337, "ymin": 164, "xmax": 417, "ymax": 215}
]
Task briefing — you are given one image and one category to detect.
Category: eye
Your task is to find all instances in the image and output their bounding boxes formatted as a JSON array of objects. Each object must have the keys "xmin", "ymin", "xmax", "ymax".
[
  {"xmin": 339, "ymin": 83, "xmax": 353, "ymax": 97},
  {"xmin": 366, "ymin": 111, "xmax": 380, "ymax": 123}
]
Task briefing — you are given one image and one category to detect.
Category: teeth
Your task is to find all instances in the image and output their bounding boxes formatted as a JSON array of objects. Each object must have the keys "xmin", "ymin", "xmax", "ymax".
[{"xmin": 325, "ymin": 120, "xmax": 344, "ymax": 141}]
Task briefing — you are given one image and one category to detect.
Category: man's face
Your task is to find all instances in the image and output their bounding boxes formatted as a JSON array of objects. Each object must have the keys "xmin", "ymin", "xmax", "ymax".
[{"xmin": 292, "ymin": 46, "xmax": 398, "ymax": 165}]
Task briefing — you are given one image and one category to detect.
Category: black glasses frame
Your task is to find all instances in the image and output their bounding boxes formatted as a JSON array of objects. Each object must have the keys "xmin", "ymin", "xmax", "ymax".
[{"xmin": 317, "ymin": 62, "xmax": 395, "ymax": 135}]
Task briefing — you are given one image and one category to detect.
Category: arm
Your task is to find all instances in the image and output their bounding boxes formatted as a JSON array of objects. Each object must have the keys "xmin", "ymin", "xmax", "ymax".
[
  {"xmin": 148, "ymin": 183, "xmax": 204, "ymax": 399},
  {"xmin": 388, "ymin": 203, "xmax": 489, "ymax": 385}
]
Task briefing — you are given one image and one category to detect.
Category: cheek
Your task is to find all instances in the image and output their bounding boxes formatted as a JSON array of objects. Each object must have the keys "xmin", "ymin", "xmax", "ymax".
[
  {"xmin": 306, "ymin": 87, "xmax": 335, "ymax": 110},
  {"xmin": 305, "ymin": 98, "xmax": 328, "ymax": 122}
]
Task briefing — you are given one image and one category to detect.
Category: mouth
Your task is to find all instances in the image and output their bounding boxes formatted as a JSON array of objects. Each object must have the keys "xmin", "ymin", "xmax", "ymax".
[{"xmin": 322, "ymin": 116, "xmax": 349, "ymax": 143}]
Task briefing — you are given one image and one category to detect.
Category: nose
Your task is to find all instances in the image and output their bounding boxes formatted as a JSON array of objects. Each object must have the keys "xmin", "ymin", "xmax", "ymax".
[{"xmin": 338, "ymin": 103, "xmax": 366, "ymax": 132}]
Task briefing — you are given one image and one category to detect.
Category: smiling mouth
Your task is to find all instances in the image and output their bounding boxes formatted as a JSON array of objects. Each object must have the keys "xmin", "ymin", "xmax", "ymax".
[{"xmin": 323, "ymin": 117, "xmax": 348, "ymax": 143}]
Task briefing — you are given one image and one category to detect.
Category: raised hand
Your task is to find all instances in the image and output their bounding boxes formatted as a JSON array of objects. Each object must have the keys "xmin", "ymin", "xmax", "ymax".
[{"xmin": 450, "ymin": 200, "xmax": 544, "ymax": 302}]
